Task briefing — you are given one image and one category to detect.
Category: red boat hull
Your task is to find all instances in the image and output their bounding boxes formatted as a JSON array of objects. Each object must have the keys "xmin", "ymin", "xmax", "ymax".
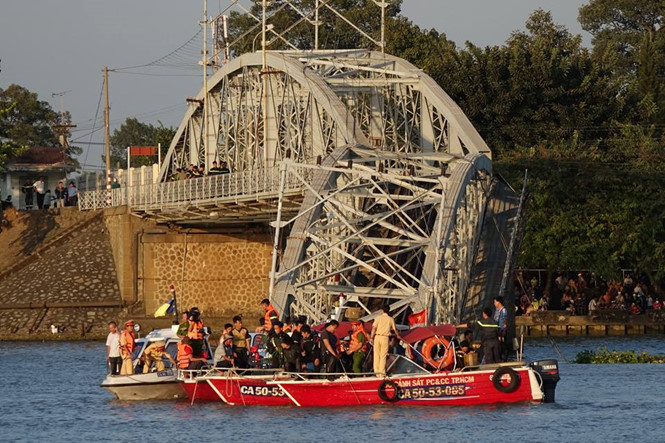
[
  {"xmin": 181, "ymin": 378, "xmax": 218, "ymax": 402},
  {"xmin": 273, "ymin": 367, "xmax": 541, "ymax": 407},
  {"xmin": 205, "ymin": 376, "xmax": 292, "ymax": 406}
]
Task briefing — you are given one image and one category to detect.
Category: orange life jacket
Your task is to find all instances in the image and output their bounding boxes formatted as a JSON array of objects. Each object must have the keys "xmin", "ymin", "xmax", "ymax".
[
  {"xmin": 264, "ymin": 305, "xmax": 279, "ymax": 330},
  {"xmin": 350, "ymin": 328, "xmax": 367, "ymax": 353},
  {"xmin": 177, "ymin": 343, "xmax": 192, "ymax": 369},
  {"xmin": 121, "ymin": 330, "xmax": 135, "ymax": 355},
  {"xmin": 187, "ymin": 320, "xmax": 204, "ymax": 340}
]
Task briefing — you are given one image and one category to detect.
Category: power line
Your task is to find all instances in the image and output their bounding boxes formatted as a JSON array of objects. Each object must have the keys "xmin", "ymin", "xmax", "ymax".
[
  {"xmin": 82, "ymin": 78, "xmax": 105, "ymax": 170},
  {"xmin": 110, "ymin": 29, "xmax": 203, "ymax": 72}
]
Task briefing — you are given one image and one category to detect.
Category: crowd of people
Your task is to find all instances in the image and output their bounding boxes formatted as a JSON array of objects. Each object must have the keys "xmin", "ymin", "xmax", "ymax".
[
  {"xmin": 20, "ymin": 178, "xmax": 78, "ymax": 210},
  {"xmin": 169, "ymin": 161, "xmax": 231, "ymax": 181},
  {"xmin": 177, "ymin": 300, "xmax": 402, "ymax": 377},
  {"xmin": 106, "ymin": 296, "xmax": 512, "ymax": 377},
  {"xmin": 513, "ymin": 272, "xmax": 663, "ymax": 317}
]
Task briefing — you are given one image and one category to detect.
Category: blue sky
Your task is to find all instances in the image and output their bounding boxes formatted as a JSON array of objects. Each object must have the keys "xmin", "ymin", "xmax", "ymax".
[{"xmin": 0, "ymin": 0, "xmax": 588, "ymax": 170}]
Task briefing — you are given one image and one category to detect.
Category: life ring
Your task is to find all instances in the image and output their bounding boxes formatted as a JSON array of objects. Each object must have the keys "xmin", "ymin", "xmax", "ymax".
[
  {"xmin": 421, "ymin": 337, "xmax": 455, "ymax": 371},
  {"xmin": 377, "ymin": 379, "xmax": 401, "ymax": 402},
  {"xmin": 492, "ymin": 367, "xmax": 520, "ymax": 393}
]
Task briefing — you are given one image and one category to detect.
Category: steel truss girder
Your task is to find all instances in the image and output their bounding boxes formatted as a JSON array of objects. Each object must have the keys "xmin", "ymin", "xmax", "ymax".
[
  {"xmin": 160, "ymin": 50, "xmax": 490, "ymax": 182},
  {"xmin": 270, "ymin": 146, "xmax": 491, "ymax": 325}
]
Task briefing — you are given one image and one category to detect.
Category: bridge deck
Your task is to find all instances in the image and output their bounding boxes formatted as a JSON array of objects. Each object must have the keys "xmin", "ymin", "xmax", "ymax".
[
  {"xmin": 78, "ymin": 166, "xmax": 311, "ymax": 223},
  {"xmin": 463, "ymin": 177, "xmax": 521, "ymax": 321}
]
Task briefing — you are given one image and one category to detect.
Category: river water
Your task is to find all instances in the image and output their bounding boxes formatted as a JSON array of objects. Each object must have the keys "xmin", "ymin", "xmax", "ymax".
[{"xmin": 0, "ymin": 336, "xmax": 663, "ymax": 442}]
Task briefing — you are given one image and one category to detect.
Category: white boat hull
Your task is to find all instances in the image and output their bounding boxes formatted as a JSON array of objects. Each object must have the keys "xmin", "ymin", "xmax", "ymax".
[{"xmin": 101, "ymin": 371, "xmax": 186, "ymax": 400}]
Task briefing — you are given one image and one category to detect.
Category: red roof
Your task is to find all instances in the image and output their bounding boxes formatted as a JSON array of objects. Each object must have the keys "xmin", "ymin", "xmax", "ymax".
[{"xmin": 9, "ymin": 147, "xmax": 70, "ymax": 166}]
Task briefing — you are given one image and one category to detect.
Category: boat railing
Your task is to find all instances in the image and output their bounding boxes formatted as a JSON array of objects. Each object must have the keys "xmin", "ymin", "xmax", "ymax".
[{"xmin": 178, "ymin": 367, "xmax": 285, "ymax": 380}]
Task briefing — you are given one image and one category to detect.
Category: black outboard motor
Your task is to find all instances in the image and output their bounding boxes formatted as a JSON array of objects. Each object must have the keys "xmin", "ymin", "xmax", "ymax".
[{"xmin": 530, "ymin": 359, "xmax": 560, "ymax": 403}]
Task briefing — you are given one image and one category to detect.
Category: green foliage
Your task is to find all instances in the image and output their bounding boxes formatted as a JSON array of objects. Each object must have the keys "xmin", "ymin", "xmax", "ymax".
[
  {"xmin": 497, "ymin": 158, "xmax": 665, "ymax": 279},
  {"xmin": 0, "ymin": 84, "xmax": 60, "ymax": 147},
  {"xmin": 107, "ymin": 118, "xmax": 176, "ymax": 168},
  {"xmin": 227, "ymin": 0, "xmax": 402, "ymax": 54},
  {"xmin": 576, "ymin": 348, "xmax": 665, "ymax": 364},
  {"xmin": 0, "ymin": 84, "xmax": 81, "ymax": 168}
]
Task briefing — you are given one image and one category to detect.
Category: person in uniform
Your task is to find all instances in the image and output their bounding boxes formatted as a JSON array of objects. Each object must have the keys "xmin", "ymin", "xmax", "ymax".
[
  {"xmin": 119, "ymin": 320, "xmax": 136, "ymax": 375},
  {"xmin": 256, "ymin": 299, "xmax": 279, "ymax": 333},
  {"xmin": 345, "ymin": 320, "xmax": 368, "ymax": 374},
  {"xmin": 231, "ymin": 316, "xmax": 250, "ymax": 369},
  {"xmin": 187, "ymin": 307, "xmax": 205, "ymax": 357},
  {"xmin": 177, "ymin": 337, "xmax": 207, "ymax": 372},
  {"xmin": 142, "ymin": 340, "xmax": 176, "ymax": 373},
  {"xmin": 457, "ymin": 308, "xmax": 501, "ymax": 364},
  {"xmin": 369, "ymin": 306, "xmax": 402, "ymax": 377}
]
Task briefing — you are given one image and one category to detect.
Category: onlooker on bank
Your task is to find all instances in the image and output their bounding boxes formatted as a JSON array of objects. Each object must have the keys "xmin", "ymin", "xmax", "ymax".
[
  {"xmin": 22, "ymin": 180, "xmax": 34, "ymax": 210},
  {"xmin": 54, "ymin": 181, "xmax": 67, "ymax": 208},
  {"xmin": 33, "ymin": 177, "xmax": 46, "ymax": 209},
  {"xmin": 66, "ymin": 181, "xmax": 78, "ymax": 206},
  {"xmin": 43, "ymin": 189, "xmax": 52, "ymax": 209}
]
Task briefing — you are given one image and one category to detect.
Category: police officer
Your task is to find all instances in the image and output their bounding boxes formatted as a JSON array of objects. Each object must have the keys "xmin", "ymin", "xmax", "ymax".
[
  {"xmin": 457, "ymin": 308, "xmax": 501, "ymax": 364},
  {"xmin": 142, "ymin": 340, "xmax": 176, "ymax": 373}
]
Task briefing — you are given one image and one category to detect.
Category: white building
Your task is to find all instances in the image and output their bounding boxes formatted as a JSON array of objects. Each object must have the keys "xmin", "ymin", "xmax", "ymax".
[{"xmin": 0, "ymin": 147, "xmax": 75, "ymax": 210}]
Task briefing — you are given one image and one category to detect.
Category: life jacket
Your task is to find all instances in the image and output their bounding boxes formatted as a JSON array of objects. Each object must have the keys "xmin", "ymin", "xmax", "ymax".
[
  {"xmin": 264, "ymin": 305, "xmax": 279, "ymax": 330},
  {"xmin": 188, "ymin": 320, "xmax": 204, "ymax": 340},
  {"xmin": 120, "ymin": 330, "xmax": 135, "ymax": 355},
  {"xmin": 350, "ymin": 328, "xmax": 367, "ymax": 353},
  {"xmin": 177, "ymin": 343, "xmax": 192, "ymax": 369}
]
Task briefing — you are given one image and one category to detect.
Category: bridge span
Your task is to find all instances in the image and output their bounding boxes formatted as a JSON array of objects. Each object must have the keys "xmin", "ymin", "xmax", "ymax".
[{"xmin": 79, "ymin": 49, "xmax": 524, "ymax": 325}]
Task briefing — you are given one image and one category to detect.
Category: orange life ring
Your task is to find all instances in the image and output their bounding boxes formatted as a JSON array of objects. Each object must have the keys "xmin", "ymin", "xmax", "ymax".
[{"xmin": 421, "ymin": 337, "xmax": 454, "ymax": 370}]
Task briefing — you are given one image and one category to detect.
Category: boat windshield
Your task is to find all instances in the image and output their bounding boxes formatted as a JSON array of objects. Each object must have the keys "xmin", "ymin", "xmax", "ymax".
[
  {"xmin": 132, "ymin": 339, "xmax": 147, "ymax": 360},
  {"xmin": 387, "ymin": 354, "xmax": 430, "ymax": 376}
]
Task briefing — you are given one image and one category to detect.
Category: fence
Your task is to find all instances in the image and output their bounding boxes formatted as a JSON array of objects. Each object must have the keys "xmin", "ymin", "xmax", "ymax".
[
  {"xmin": 78, "ymin": 165, "xmax": 312, "ymax": 212},
  {"xmin": 77, "ymin": 164, "xmax": 159, "ymax": 192}
]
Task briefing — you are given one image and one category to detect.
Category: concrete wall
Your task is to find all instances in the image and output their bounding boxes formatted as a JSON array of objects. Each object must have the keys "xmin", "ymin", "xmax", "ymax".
[
  {"xmin": 103, "ymin": 206, "xmax": 156, "ymax": 305},
  {"xmin": 516, "ymin": 311, "xmax": 665, "ymax": 336},
  {"xmin": 139, "ymin": 229, "xmax": 272, "ymax": 320},
  {"xmin": 102, "ymin": 207, "xmax": 273, "ymax": 321}
]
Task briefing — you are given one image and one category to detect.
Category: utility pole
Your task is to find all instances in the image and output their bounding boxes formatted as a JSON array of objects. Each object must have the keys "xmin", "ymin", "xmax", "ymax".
[
  {"xmin": 201, "ymin": 0, "xmax": 209, "ymax": 168},
  {"xmin": 262, "ymin": 0, "xmax": 268, "ymax": 170},
  {"xmin": 104, "ymin": 66, "xmax": 111, "ymax": 205},
  {"xmin": 51, "ymin": 90, "xmax": 76, "ymax": 148}
]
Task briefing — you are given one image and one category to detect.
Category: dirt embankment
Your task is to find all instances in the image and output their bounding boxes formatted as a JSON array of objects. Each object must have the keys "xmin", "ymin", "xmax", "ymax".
[
  {"xmin": 0, "ymin": 207, "xmax": 125, "ymax": 339},
  {"xmin": 0, "ymin": 207, "xmax": 98, "ymax": 274}
]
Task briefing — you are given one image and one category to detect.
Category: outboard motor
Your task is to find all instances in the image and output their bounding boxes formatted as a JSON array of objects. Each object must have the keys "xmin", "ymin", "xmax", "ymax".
[{"xmin": 530, "ymin": 359, "xmax": 560, "ymax": 403}]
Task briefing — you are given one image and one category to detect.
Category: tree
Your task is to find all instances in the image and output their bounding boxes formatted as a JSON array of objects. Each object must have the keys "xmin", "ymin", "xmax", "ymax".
[
  {"xmin": 0, "ymin": 103, "xmax": 25, "ymax": 170},
  {"xmin": 107, "ymin": 118, "xmax": 175, "ymax": 168},
  {"xmin": 227, "ymin": 0, "xmax": 403, "ymax": 54},
  {"xmin": 580, "ymin": 0, "xmax": 665, "ymax": 124},
  {"xmin": 0, "ymin": 84, "xmax": 83, "ymax": 168},
  {"xmin": 0, "ymin": 84, "xmax": 60, "ymax": 147}
]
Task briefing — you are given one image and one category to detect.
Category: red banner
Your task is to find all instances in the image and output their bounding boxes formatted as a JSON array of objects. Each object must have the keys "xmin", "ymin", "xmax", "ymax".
[{"xmin": 129, "ymin": 146, "xmax": 158, "ymax": 156}]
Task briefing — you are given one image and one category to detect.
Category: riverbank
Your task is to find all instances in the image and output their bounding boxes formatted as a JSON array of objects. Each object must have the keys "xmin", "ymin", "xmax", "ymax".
[
  {"xmin": 517, "ymin": 310, "xmax": 665, "ymax": 336},
  {"xmin": 0, "ymin": 316, "xmax": 256, "ymax": 342}
]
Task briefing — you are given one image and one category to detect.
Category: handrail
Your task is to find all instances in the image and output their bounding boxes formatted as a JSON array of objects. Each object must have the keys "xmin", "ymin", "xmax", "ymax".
[{"xmin": 78, "ymin": 166, "xmax": 313, "ymax": 212}]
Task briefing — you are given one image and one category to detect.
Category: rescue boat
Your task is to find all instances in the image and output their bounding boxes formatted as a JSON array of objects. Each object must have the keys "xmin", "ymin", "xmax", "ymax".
[
  {"xmin": 101, "ymin": 327, "xmax": 213, "ymax": 401},
  {"xmin": 181, "ymin": 325, "xmax": 560, "ymax": 407}
]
